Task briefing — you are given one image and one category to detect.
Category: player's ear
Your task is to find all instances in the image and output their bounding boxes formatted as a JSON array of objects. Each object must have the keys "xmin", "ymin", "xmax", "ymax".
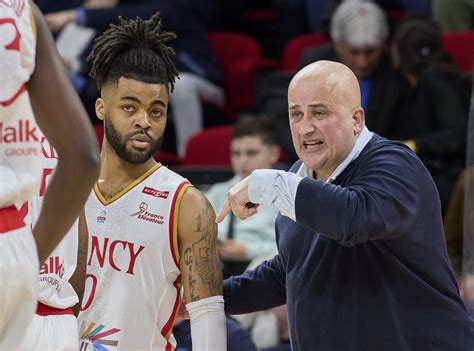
[{"xmin": 95, "ymin": 98, "xmax": 105, "ymax": 121}]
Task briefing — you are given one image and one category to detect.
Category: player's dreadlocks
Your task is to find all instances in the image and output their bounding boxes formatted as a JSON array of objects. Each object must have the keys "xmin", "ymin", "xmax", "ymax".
[{"xmin": 87, "ymin": 12, "xmax": 179, "ymax": 92}]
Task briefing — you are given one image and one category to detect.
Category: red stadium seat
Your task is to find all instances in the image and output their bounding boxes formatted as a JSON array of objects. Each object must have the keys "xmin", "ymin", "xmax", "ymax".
[
  {"xmin": 281, "ymin": 33, "xmax": 331, "ymax": 71},
  {"xmin": 207, "ymin": 32, "xmax": 277, "ymax": 111},
  {"xmin": 93, "ymin": 123, "xmax": 104, "ymax": 145},
  {"xmin": 182, "ymin": 126, "xmax": 233, "ymax": 167},
  {"xmin": 442, "ymin": 31, "xmax": 474, "ymax": 73}
]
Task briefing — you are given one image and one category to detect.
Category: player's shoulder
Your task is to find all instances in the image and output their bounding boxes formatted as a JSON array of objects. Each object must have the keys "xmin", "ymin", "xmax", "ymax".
[{"xmin": 155, "ymin": 165, "xmax": 189, "ymax": 183}]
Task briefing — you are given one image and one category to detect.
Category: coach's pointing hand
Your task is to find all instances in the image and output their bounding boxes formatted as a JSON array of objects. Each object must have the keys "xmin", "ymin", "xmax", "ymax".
[{"xmin": 216, "ymin": 176, "xmax": 259, "ymax": 223}]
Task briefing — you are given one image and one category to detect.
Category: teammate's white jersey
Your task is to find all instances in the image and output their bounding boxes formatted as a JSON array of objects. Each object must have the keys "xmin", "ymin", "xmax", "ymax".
[
  {"xmin": 20, "ymin": 135, "xmax": 79, "ymax": 309},
  {"xmin": 0, "ymin": 0, "xmax": 43, "ymax": 207},
  {"xmin": 78, "ymin": 163, "xmax": 191, "ymax": 351}
]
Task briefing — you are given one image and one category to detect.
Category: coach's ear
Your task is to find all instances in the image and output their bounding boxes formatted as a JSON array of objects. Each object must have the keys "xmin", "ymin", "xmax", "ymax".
[{"xmin": 95, "ymin": 98, "xmax": 105, "ymax": 121}]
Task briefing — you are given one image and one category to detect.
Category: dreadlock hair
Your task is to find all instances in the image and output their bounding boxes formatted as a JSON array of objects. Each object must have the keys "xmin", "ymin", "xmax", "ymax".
[{"xmin": 87, "ymin": 12, "xmax": 179, "ymax": 92}]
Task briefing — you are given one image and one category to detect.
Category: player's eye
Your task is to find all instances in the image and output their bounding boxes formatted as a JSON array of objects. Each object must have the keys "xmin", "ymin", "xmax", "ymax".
[
  {"xmin": 150, "ymin": 109, "xmax": 163, "ymax": 118},
  {"xmin": 122, "ymin": 105, "xmax": 135, "ymax": 112}
]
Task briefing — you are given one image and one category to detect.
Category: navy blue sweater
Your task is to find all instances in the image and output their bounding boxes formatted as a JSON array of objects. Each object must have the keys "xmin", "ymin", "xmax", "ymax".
[{"xmin": 224, "ymin": 135, "xmax": 474, "ymax": 350}]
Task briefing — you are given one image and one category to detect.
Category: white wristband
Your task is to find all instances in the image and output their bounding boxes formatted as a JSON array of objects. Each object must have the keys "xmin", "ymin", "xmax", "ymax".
[{"xmin": 186, "ymin": 295, "xmax": 227, "ymax": 351}]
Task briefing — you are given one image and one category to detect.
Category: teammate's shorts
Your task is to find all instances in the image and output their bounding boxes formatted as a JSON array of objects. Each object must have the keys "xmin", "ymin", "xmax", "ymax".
[
  {"xmin": 19, "ymin": 303, "xmax": 78, "ymax": 351},
  {"xmin": 0, "ymin": 205, "xmax": 39, "ymax": 349}
]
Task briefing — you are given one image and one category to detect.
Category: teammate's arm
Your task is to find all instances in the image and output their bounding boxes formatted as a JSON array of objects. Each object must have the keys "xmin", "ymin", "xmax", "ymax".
[
  {"xmin": 27, "ymin": 2, "xmax": 100, "ymax": 264},
  {"xmin": 178, "ymin": 187, "xmax": 227, "ymax": 350},
  {"xmin": 70, "ymin": 210, "xmax": 89, "ymax": 316}
]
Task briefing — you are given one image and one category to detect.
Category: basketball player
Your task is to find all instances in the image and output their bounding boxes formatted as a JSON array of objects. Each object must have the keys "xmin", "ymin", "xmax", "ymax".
[
  {"xmin": 0, "ymin": 1, "xmax": 99, "ymax": 349},
  {"xmin": 18, "ymin": 135, "xmax": 90, "ymax": 351},
  {"xmin": 77, "ymin": 13, "xmax": 226, "ymax": 350}
]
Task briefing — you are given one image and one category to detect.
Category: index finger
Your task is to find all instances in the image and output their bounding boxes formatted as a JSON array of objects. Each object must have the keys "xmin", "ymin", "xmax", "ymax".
[{"xmin": 215, "ymin": 197, "xmax": 232, "ymax": 223}]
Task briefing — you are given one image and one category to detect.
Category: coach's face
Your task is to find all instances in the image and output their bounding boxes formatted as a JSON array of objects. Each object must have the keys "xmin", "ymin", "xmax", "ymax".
[
  {"xmin": 288, "ymin": 61, "xmax": 364, "ymax": 180},
  {"xmin": 95, "ymin": 77, "xmax": 168, "ymax": 164}
]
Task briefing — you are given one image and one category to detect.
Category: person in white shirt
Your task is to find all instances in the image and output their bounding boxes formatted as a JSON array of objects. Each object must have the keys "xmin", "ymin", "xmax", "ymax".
[{"xmin": 206, "ymin": 115, "xmax": 280, "ymax": 279}]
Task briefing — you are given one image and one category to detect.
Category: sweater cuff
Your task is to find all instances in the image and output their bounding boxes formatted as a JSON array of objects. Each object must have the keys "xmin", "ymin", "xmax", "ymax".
[{"xmin": 248, "ymin": 169, "xmax": 302, "ymax": 221}]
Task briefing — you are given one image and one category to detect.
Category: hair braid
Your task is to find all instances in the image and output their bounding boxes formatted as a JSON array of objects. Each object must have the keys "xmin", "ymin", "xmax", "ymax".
[{"xmin": 87, "ymin": 12, "xmax": 179, "ymax": 91}]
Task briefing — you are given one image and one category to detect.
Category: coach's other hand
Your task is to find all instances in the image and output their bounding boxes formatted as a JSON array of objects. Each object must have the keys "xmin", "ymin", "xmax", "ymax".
[{"xmin": 216, "ymin": 176, "xmax": 259, "ymax": 223}]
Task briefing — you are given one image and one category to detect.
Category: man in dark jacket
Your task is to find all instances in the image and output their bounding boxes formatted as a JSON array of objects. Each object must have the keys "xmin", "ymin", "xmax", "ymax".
[{"xmin": 216, "ymin": 60, "xmax": 474, "ymax": 351}]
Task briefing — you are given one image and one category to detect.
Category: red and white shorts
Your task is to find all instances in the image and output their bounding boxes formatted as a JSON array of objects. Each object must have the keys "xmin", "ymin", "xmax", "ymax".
[
  {"xmin": 0, "ymin": 205, "xmax": 38, "ymax": 349},
  {"xmin": 20, "ymin": 303, "xmax": 78, "ymax": 351}
]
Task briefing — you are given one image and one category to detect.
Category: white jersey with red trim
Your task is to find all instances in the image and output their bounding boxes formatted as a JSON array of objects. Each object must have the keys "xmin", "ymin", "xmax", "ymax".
[
  {"xmin": 0, "ymin": 0, "xmax": 43, "ymax": 208},
  {"xmin": 20, "ymin": 135, "xmax": 79, "ymax": 309},
  {"xmin": 78, "ymin": 163, "xmax": 191, "ymax": 351}
]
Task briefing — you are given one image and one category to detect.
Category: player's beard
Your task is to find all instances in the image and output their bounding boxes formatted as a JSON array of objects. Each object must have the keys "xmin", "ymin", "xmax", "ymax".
[{"xmin": 104, "ymin": 116, "xmax": 163, "ymax": 164}]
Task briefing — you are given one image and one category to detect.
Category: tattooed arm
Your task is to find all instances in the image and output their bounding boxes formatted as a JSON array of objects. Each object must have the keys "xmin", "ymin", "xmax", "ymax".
[
  {"xmin": 178, "ymin": 186, "xmax": 223, "ymax": 301},
  {"xmin": 178, "ymin": 187, "xmax": 227, "ymax": 350}
]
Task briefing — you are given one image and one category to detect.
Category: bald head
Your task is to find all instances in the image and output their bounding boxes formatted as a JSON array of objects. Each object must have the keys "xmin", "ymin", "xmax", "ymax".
[
  {"xmin": 287, "ymin": 60, "xmax": 365, "ymax": 179},
  {"xmin": 290, "ymin": 61, "xmax": 361, "ymax": 110}
]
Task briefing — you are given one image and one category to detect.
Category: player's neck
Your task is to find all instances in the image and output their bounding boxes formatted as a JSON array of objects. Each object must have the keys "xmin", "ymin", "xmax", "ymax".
[{"xmin": 98, "ymin": 148, "xmax": 157, "ymax": 199}]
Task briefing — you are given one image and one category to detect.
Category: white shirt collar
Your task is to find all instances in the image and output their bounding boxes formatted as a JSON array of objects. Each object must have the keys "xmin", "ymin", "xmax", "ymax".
[{"xmin": 296, "ymin": 126, "xmax": 373, "ymax": 182}]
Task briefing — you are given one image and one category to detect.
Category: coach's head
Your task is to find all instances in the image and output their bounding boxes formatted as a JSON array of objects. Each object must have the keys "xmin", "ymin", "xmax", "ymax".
[{"xmin": 288, "ymin": 60, "xmax": 365, "ymax": 180}]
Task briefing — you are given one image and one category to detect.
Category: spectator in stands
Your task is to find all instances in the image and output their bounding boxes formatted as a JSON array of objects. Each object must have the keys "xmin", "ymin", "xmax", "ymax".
[
  {"xmin": 206, "ymin": 116, "xmax": 280, "ymax": 279},
  {"xmin": 299, "ymin": 2, "xmax": 401, "ymax": 139},
  {"xmin": 44, "ymin": 0, "xmax": 224, "ymax": 157},
  {"xmin": 390, "ymin": 17, "xmax": 470, "ymax": 212},
  {"xmin": 433, "ymin": 0, "xmax": 474, "ymax": 32},
  {"xmin": 308, "ymin": 0, "xmax": 432, "ymax": 36}
]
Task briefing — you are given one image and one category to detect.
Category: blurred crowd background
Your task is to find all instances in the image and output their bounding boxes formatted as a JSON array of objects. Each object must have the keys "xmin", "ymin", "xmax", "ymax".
[{"xmin": 35, "ymin": 0, "xmax": 474, "ymax": 349}]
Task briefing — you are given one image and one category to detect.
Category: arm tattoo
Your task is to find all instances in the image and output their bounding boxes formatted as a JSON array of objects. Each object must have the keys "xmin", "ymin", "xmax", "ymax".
[
  {"xmin": 184, "ymin": 198, "xmax": 222, "ymax": 301},
  {"xmin": 184, "ymin": 247, "xmax": 197, "ymax": 301}
]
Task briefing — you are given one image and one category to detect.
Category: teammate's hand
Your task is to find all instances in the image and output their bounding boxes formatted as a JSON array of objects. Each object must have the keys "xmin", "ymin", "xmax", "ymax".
[{"xmin": 216, "ymin": 176, "xmax": 259, "ymax": 223}]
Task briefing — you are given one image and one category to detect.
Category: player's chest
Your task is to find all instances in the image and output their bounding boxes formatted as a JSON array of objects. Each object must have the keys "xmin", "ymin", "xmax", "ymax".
[{"xmin": 86, "ymin": 187, "xmax": 174, "ymax": 245}]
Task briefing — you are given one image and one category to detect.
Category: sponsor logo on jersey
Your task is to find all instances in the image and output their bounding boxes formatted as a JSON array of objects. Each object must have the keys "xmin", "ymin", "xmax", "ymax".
[
  {"xmin": 39, "ymin": 256, "xmax": 64, "ymax": 277},
  {"xmin": 38, "ymin": 256, "xmax": 65, "ymax": 290},
  {"xmin": 142, "ymin": 186, "xmax": 169, "ymax": 199},
  {"xmin": 97, "ymin": 209, "xmax": 107, "ymax": 224},
  {"xmin": 130, "ymin": 202, "xmax": 165, "ymax": 225},
  {"xmin": 130, "ymin": 201, "xmax": 148, "ymax": 217},
  {"xmin": 0, "ymin": 119, "xmax": 39, "ymax": 143},
  {"xmin": 79, "ymin": 320, "xmax": 121, "ymax": 351},
  {"xmin": 1, "ymin": 120, "xmax": 40, "ymax": 157}
]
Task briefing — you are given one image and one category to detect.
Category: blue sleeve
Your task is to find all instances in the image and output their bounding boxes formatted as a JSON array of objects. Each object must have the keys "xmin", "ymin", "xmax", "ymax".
[
  {"xmin": 227, "ymin": 318, "xmax": 257, "ymax": 351},
  {"xmin": 224, "ymin": 254, "xmax": 286, "ymax": 315},
  {"xmin": 295, "ymin": 146, "xmax": 423, "ymax": 246}
]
